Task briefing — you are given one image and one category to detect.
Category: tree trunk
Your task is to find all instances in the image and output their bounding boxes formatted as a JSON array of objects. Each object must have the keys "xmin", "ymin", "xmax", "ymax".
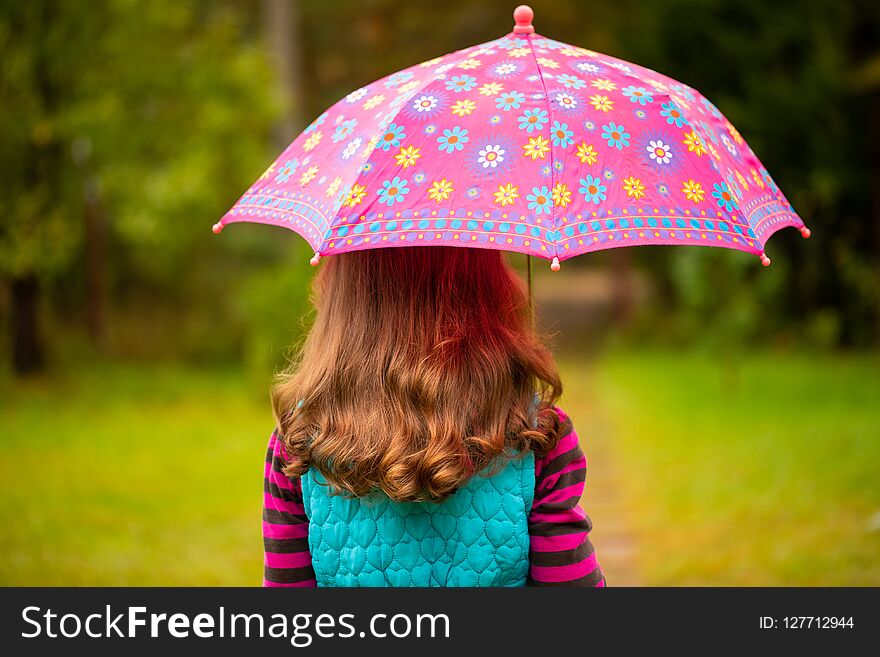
[
  {"xmin": 263, "ymin": 0, "xmax": 304, "ymax": 147},
  {"xmin": 84, "ymin": 177, "xmax": 107, "ymax": 349},
  {"xmin": 10, "ymin": 274, "xmax": 44, "ymax": 375}
]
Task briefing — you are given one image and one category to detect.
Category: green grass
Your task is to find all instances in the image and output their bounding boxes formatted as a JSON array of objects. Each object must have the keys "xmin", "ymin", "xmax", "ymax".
[
  {"xmin": 0, "ymin": 364, "xmax": 270, "ymax": 585},
  {"xmin": 1, "ymin": 352, "xmax": 878, "ymax": 585},
  {"xmin": 564, "ymin": 351, "xmax": 880, "ymax": 586}
]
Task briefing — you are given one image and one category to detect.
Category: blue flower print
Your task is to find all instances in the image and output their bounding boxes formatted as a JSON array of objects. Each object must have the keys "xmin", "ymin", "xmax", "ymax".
[
  {"xmin": 496, "ymin": 91, "xmax": 526, "ymax": 111},
  {"xmin": 556, "ymin": 74, "xmax": 586, "ymax": 89},
  {"xmin": 332, "ymin": 118, "xmax": 357, "ymax": 143},
  {"xmin": 384, "ymin": 70, "xmax": 414, "ymax": 88},
  {"xmin": 526, "ymin": 186, "xmax": 553, "ymax": 215},
  {"xmin": 274, "ymin": 158, "xmax": 299, "ymax": 183},
  {"xmin": 494, "ymin": 37, "xmax": 518, "ymax": 50},
  {"xmin": 377, "ymin": 177, "xmax": 410, "ymax": 206},
  {"xmin": 519, "ymin": 109, "xmax": 548, "ymax": 133},
  {"xmin": 579, "ymin": 176, "xmax": 607, "ymax": 204},
  {"xmin": 550, "ymin": 120, "xmax": 574, "ymax": 148},
  {"xmin": 304, "ymin": 112, "xmax": 327, "ymax": 134},
  {"xmin": 445, "ymin": 75, "xmax": 477, "ymax": 93},
  {"xmin": 437, "ymin": 126, "xmax": 469, "ymax": 153},
  {"xmin": 379, "ymin": 123, "xmax": 406, "ymax": 151},
  {"xmin": 659, "ymin": 102, "xmax": 687, "ymax": 127},
  {"xmin": 622, "ymin": 86, "xmax": 654, "ymax": 105},
  {"xmin": 712, "ymin": 183, "xmax": 736, "ymax": 212},
  {"xmin": 601, "ymin": 122, "xmax": 630, "ymax": 149}
]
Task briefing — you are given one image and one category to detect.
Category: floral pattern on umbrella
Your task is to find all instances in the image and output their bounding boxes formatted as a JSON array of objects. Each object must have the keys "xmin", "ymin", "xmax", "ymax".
[{"xmin": 217, "ymin": 20, "xmax": 806, "ymax": 268}]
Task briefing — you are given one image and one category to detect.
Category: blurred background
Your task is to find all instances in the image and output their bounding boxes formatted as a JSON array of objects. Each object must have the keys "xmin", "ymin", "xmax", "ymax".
[{"xmin": 1, "ymin": 0, "xmax": 878, "ymax": 585}]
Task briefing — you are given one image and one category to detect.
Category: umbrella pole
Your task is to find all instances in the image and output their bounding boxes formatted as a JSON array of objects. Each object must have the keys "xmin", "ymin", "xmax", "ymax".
[{"xmin": 526, "ymin": 254, "xmax": 533, "ymax": 320}]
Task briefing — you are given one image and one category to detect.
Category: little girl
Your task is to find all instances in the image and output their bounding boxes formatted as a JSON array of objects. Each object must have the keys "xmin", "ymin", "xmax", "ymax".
[{"xmin": 262, "ymin": 246, "xmax": 604, "ymax": 587}]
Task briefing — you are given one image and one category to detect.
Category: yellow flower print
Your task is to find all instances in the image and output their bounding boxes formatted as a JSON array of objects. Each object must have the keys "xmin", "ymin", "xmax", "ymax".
[
  {"xmin": 428, "ymin": 178, "xmax": 454, "ymax": 202},
  {"xmin": 458, "ymin": 58, "xmax": 482, "ymax": 70},
  {"xmin": 344, "ymin": 183, "xmax": 367, "ymax": 207},
  {"xmin": 523, "ymin": 136, "xmax": 550, "ymax": 160},
  {"xmin": 591, "ymin": 79, "xmax": 617, "ymax": 91},
  {"xmin": 682, "ymin": 130, "xmax": 706, "ymax": 157},
  {"xmin": 397, "ymin": 80, "xmax": 421, "ymax": 95},
  {"xmin": 395, "ymin": 145, "xmax": 421, "ymax": 169},
  {"xmin": 494, "ymin": 183, "xmax": 519, "ymax": 206},
  {"xmin": 258, "ymin": 162, "xmax": 275, "ymax": 180},
  {"xmin": 622, "ymin": 176, "xmax": 646, "ymax": 200},
  {"xmin": 419, "ymin": 56, "xmax": 443, "ymax": 68},
  {"xmin": 303, "ymin": 131, "xmax": 323, "ymax": 152},
  {"xmin": 559, "ymin": 47, "xmax": 582, "ymax": 57},
  {"xmin": 363, "ymin": 94, "xmax": 385, "ymax": 110},
  {"xmin": 707, "ymin": 141, "xmax": 721, "ymax": 161},
  {"xmin": 509, "ymin": 47, "xmax": 531, "ymax": 58},
  {"xmin": 726, "ymin": 121, "xmax": 744, "ymax": 145},
  {"xmin": 735, "ymin": 170, "xmax": 749, "ymax": 192},
  {"xmin": 479, "ymin": 82, "xmax": 504, "ymax": 96},
  {"xmin": 362, "ymin": 135, "xmax": 380, "ymax": 156},
  {"xmin": 326, "ymin": 176, "xmax": 342, "ymax": 198},
  {"xmin": 551, "ymin": 183, "xmax": 571, "ymax": 208},
  {"xmin": 451, "ymin": 99, "xmax": 476, "ymax": 117},
  {"xmin": 589, "ymin": 94, "xmax": 614, "ymax": 112},
  {"xmin": 576, "ymin": 142, "xmax": 598, "ymax": 165},
  {"xmin": 682, "ymin": 179, "xmax": 705, "ymax": 203},
  {"xmin": 536, "ymin": 57, "xmax": 560, "ymax": 69},
  {"xmin": 751, "ymin": 167, "xmax": 765, "ymax": 189},
  {"xmin": 299, "ymin": 166, "xmax": 319, "ymax": 186}
]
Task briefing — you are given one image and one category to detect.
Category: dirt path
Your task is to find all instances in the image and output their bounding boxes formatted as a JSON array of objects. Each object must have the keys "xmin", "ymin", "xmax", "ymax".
[
  {"xmin": 579, "ymin": 424, "xmax": 642, "ymax": 587},
  {"xmin": 563, "ymin": 367, "xmax": 642, "ymax": 586}
]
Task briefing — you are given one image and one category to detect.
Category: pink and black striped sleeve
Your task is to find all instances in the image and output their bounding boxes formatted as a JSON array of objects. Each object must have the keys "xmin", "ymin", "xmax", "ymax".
[
  {"xmin": 528, "ymin": 408, "xmax": 605, "ymax": 586},
  {"xmin": 262, "ymin": 431, "xmax": 316, "ymax": 587}
]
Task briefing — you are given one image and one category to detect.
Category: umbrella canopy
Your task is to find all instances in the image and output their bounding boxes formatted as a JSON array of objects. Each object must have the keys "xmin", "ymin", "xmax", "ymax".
[{"xmin": 215, "ymin": 5, "xmax": 809, "ymax": 269}]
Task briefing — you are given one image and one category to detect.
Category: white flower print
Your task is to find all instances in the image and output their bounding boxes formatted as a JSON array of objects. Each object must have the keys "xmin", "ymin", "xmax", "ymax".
[
  {"xmin": 647, "ymin": 140, "xmax": 673, "ymax": 165},
  {"xmin": 345, "ymin": 87, "xmax": 368, "ymax": 103},
  {"xmin": 555, "ymin": 92, "xmax": 578, "ymax": 110},
  {"xmin": 412, "ymin": 95, "xmax": 438, "ymax": 113},
  {"xmin": 477, "ymin": 144, "xmax": 505, "ymax": 168},
  {"xmin": 342, "ymin": 137, "xmax": 362, "ymax": 160}
]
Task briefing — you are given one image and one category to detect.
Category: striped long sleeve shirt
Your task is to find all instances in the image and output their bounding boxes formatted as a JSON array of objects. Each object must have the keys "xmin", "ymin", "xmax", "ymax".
[{"xmin": 262, "ymin": 407, "xmax": 604, "ymax": 587}]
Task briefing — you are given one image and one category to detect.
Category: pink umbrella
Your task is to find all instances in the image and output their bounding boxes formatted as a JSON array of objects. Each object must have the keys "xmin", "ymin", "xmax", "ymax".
[{"xmin": 214, "ymin": 5, "xmax": 809, "ymax": 270}]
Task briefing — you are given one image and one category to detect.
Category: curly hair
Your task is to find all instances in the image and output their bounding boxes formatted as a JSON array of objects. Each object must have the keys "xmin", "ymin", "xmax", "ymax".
[{"xmin": 272, "ymin": 246, "xmax": 563, "ymax": 502}]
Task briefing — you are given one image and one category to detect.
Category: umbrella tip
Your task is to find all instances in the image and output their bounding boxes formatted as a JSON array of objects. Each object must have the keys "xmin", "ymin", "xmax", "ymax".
[
  {"xmin": 759, "ymin": 252, "xmax": 771, "ymax": 267},
  {"xmin": 309, "ymin": 252, "xmax": 322, "ymax": 266},
  {"xmin": 550, "ymin": 256, "xmax": 560, "ymax": 272},
  {"xmin": 513, "ymin": 5, "xmax": 534, "ymax": 34},
  {"xmin": 800, "ymin": 225, "xmax": 811, "ymax": 239},
  {"xmin": 212, "ymin": 221, "xmax": 224, "ymax": 234}
]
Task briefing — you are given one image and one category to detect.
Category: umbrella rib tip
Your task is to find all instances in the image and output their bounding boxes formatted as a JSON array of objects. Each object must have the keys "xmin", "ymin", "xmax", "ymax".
[
  {"xmin": 212, "ymin": 221, "xmax": 224, "ymax": 234},
  {"xmin": 759, "ymin": 252, "xmax": 771, "ymax": 267},
  {"xmin": 310, "ymin": 252, "xmax": 322, "ymax": 266},
  {"xmin": 800, "ymin": 225, "xmax": 812, "ymax": 239},
  {"xmin": 550, "ymin": 256, "xmax": 561, "ymax": 272}
]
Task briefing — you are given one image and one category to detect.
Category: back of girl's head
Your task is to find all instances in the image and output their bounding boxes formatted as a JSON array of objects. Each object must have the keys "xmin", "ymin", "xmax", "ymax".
[{"xmin": 273, "ymin": 246, "xmax": 563, "ymax": 502}]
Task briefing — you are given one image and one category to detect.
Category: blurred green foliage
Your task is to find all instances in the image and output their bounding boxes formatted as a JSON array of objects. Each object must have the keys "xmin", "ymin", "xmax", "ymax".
[{"xmin": 1, "ymin": 0, "xmax": 878, "ymax": 376}]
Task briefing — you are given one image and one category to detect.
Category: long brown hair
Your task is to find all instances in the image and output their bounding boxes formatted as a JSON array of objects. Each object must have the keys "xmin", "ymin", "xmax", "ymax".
[{"xmin": 272, "ymin": 246, "xmax": 563, "ymax": 502}]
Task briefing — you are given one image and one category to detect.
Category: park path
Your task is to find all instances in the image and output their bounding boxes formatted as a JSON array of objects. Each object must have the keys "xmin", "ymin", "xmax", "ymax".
[
  {"xmin": 535, "ymin": 269, "xmax": 645, "ymax": 585},
  {"xmin": 578, "ymin": 411, "xmax": 642, "ymax": 587}
]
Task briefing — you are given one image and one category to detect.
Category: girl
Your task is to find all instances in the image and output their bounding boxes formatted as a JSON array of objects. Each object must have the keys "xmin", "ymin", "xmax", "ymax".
[{"xmin": 262, "ymin": 246, "xmax": 603, "ymax": 587}]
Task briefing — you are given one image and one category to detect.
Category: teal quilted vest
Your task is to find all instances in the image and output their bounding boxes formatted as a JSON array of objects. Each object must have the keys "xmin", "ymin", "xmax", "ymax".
[{"xmin": 300, "ymin": 453, "xmax": 535, "ymax": 587}]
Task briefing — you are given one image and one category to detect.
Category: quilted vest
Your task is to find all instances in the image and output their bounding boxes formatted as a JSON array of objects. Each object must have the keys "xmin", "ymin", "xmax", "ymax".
[{"xmin": 300, "ymin": 453, "xmax": 535, "ymax": 587}]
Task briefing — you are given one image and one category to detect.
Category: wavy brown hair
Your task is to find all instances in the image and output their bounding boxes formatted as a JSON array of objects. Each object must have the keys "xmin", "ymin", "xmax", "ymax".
[{"xmin": 272, "ymin": 246, "xmax": 563, "ymax": 502}]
